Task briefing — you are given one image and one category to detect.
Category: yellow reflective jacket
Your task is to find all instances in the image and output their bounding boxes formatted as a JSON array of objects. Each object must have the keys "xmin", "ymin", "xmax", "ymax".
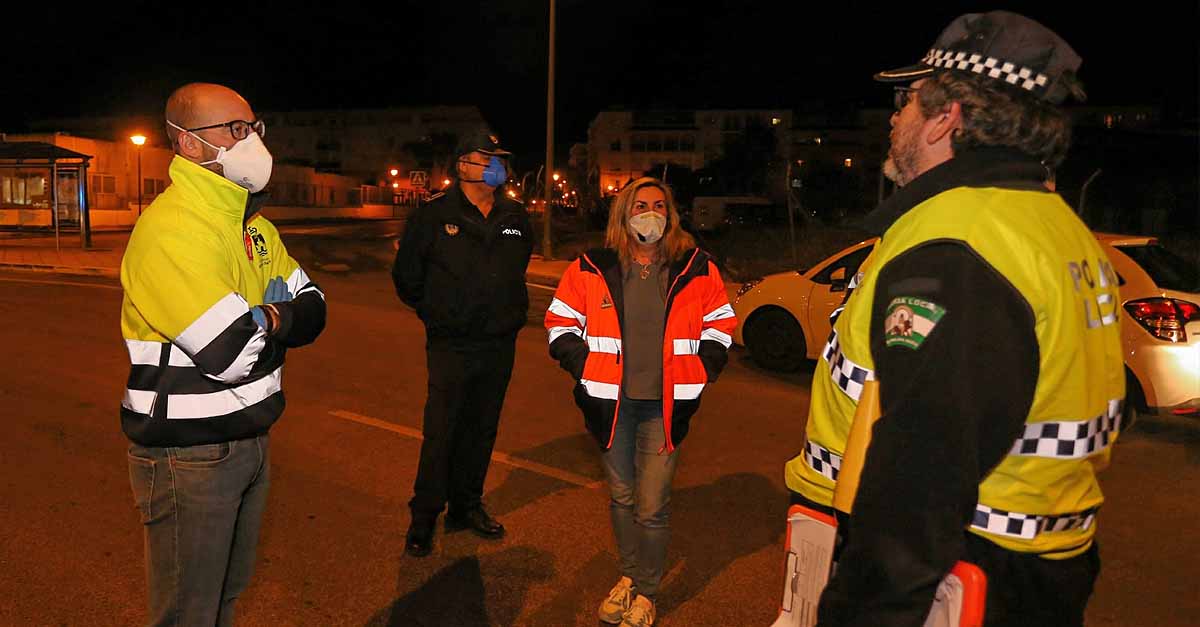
[
  {"xmin": 789, "ymin": 184, "xmax": 1123, "ymax": 558},
  {"xmin": 119, "ymin": 156, "xmax": 322, "ymax": 446}
]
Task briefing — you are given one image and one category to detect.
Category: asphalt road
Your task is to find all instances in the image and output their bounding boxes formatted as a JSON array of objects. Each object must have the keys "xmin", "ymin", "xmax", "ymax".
[{"xmin": 0, "ymin": 258, "xmax": 1196, "ymax": 625}]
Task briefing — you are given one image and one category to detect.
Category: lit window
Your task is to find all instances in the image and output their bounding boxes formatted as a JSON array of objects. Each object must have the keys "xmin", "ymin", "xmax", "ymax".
[
  {"xmin": 844, "ymin": 158, "xmax": 853, "ymax": 168},
  {"xmin": 771, "ymin": 117, "xmax": 781, "ymax": 126}
]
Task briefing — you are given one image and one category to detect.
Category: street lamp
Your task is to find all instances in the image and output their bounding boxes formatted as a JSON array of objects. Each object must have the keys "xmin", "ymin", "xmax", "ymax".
[
  {"xmin": 552, "ymin": 172, "xmax": 561, "ymax": 182},
  {"xmin": 389, "ymin": 168, "xmax": 399, "ymax": 177},
  {"xmin": 130, "ymin": 135, "xmax": 146, "ymax": 216}
]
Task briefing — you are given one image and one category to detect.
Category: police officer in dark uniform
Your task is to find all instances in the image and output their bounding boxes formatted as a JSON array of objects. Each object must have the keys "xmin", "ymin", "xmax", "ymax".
[{"xmin": 392, "ymin": 127, "xmax": 532, "ymax": 557}]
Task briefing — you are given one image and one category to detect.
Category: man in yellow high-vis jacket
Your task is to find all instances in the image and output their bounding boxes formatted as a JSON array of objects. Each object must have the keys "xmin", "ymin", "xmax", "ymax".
[
  {"xmin": 784, "ymin": 12, "xmax": 1124, "ymax": 627},
  {"xmin": 120, "ymin": 83, "xmax": 326, "ymax": 625}
]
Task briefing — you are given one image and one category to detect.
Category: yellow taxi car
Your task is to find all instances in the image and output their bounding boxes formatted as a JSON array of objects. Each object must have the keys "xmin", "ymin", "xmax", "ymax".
[{"xmin": 732, "ymin": 233, "xmax": 1200, "ymax": 420}]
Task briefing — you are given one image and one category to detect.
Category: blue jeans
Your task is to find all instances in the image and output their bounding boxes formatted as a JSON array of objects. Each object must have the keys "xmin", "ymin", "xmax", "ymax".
[
  {"xmin": 127, "ymin": 435, "xmax": 270, "ymax": 627},
  {"xmin": 600, "ymin": 397, "xmax": 680, "ymax": 601}
]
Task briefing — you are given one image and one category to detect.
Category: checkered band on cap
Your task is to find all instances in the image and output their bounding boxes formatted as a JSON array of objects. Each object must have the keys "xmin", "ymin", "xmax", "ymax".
[
  {"xmin": 1010, "ymin": 399, "xmax": 1123, "ymax": 459},
  {"xmin": 972, "ymin": 504, "xmax": 1099, "ymax": 540},
  {"xmin": 804, "ymin": 440, "xmax": 843, "ymax": 482},
  {"xmin": 922, "ymin": 48, "xmax": 1050, "ymax": 93},
  {"xmin": 822, "ymin": 329, "xmax": 875, "ymax": 402}
]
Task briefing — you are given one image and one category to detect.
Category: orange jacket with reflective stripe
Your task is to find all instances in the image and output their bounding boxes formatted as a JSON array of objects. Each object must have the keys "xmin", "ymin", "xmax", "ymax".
[{"xmin": 545, "ymin": 247, "xmax": 736, "ymax": 451}]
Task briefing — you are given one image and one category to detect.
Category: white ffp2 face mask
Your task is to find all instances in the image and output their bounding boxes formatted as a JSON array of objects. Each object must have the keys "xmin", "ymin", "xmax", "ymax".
[
  {"xmin": 168, "ymin": 121, "xmax": 274, "ymax": 193},
  {"xmin": 629, "ymin": 212, "xmax": 667, "ymax": 244}
]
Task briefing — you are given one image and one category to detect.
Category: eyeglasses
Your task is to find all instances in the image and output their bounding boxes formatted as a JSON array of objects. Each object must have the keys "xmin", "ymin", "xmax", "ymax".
[
  {"xmin": 182, "ymin": 119, "xmax": 266, "ymax": 140},
  {"xmin": 893, "ymin": 86, "xmax": 919, "ymax": 111}
]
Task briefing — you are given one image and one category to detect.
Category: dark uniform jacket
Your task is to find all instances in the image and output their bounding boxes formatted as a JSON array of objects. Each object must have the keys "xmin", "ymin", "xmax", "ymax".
[{"xmin": 392, "ymin": 184, "xmax": 533, "ymax": 349}]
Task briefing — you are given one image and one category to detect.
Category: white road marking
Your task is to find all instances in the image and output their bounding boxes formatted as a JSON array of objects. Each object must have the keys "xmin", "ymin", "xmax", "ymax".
[
  {"xmin": 0, "ymin": 277, "xmax": 121, "ymax": 290},
  {"xmin": 329, "ymin": 409, "xmax": 603, "ymax": 489}
]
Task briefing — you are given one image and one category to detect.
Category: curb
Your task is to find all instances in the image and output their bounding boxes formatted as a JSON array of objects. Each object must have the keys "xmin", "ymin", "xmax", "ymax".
[
  {"xmin": 0, "ymin": 263, "xmax": 119, "ymax": 278},
  {"xmin": 525, "ymin": 272, "xmax": 561, "ymax": 290}
]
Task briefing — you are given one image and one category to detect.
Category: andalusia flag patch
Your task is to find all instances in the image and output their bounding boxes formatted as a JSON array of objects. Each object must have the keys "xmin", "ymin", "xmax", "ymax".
[{"xmin": 884, "ymin": 296, "xmax": 947, "ymax": 350}]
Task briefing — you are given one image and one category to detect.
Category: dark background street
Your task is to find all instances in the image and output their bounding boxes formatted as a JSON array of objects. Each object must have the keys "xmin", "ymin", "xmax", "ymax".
[{"xmin": 0, "ymin": 221, "xmax": 1197, "ymax": 625}]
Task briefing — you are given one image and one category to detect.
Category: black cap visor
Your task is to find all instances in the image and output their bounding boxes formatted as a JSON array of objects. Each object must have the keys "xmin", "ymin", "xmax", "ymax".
[{"xmin": 874, "ymin": 63, "xmax": 936, "ymax": 83}]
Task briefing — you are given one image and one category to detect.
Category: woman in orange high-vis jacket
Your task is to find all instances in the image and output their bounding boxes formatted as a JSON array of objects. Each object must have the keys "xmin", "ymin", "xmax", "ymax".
[{"xmin": 545, "ymin": 177, "xmax": 736, "ymax": 627}]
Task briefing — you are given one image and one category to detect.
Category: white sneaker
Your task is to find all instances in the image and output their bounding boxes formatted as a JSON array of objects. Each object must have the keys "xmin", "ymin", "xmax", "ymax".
[
  {"xmin": 620, "ymin": 595, "xmax": 655, "ymax": 627},
  {"xmin": 598, "ymin": 576, "xmax": 635, "ymax": 624}
]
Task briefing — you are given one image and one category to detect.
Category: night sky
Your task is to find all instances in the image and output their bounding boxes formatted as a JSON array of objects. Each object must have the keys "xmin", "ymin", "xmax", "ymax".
[{"xmin": 6, "ymin": 1, "xmax": 1197, "ymax": 164}]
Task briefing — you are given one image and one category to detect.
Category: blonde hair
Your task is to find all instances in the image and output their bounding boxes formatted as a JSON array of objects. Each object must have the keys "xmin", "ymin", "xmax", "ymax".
[{"xmin": 605, "ymin": 177, "xmax": 696, "ymax": 267}]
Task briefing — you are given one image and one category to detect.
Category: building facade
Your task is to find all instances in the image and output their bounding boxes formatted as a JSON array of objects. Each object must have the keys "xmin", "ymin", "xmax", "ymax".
[
  {"xmin": 30, "ymin": 105, "xmax": 491, "ymax": 191},
  {"xmin": 1, "ymin": 132, "xmax": 375, "ymax": 230},
  {"xmin": 586, "ymin": 108, "xmax": 793, "ymax": 194}
]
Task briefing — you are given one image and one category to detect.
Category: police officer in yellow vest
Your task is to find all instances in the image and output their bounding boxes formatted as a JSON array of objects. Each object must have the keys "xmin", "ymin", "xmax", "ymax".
[{"xmin": 782, "ymin": 12, "xmax": 1125, "ymax": 627}]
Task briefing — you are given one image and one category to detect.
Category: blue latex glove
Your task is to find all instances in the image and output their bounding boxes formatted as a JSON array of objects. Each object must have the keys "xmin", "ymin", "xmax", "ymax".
[
  {"xmin": 250, "ymin": 306, "xmax": 269, "ymax": 330},
  {"xmin": 264, "ymin": 276, "xmax": 294, "ymax": 304}
]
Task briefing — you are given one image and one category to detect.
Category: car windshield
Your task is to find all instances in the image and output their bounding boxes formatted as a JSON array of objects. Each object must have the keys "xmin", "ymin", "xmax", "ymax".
[{"xmin": 1113, "ymin": 244, "xmax": 1200, "ymax": 293}]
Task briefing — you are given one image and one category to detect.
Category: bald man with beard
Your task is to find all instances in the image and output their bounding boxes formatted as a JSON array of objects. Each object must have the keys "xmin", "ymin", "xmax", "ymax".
[{"xmin": 120, "ymin": 83, "xmax": 326, "ymax": 625}]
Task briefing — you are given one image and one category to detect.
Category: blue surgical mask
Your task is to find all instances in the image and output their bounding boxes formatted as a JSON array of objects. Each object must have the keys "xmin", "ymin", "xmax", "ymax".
[
  {"xmin": 482, "ymin": 156, "xmax": 507, "ymax": 187},
  {"xmin": 459, "ymin": 155, "xmax": 507, "ymax": 188}
]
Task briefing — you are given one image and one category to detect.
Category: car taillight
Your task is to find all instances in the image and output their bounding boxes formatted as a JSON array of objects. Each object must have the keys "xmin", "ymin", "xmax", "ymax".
[{"xmin": 1124, "ymin": 298, "xmax": 1200, "ymax": 342}]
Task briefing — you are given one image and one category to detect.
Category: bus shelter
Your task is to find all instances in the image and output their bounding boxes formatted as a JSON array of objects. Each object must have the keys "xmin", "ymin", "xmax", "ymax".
[{"xmin": 0, "ymin": 140, "xmax": 93, "ymax": 248}]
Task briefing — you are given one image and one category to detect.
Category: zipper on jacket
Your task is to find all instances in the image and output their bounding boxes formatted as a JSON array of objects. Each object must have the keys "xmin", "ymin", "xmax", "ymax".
[{"xmin": 658, "ymin": 249, "xmax": 700, "ymax": 454}]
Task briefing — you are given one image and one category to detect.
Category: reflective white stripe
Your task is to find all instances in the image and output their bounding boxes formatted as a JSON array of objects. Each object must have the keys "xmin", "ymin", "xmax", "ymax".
[
  {"xmin": 580, "ymin": 378, "xmax": 620, "ymax": 400},
  {"xmin": 700, "ymin": 327, "xmax": 732, "ymax": 348},
  {"xmin": 125, "ymin": 339, "xmax": 195, "ymax": 367},
  {"xmin": 175, "ymin": 292, "xmax": 250, "ymax": 355},
  {"xmin": 673, "ymin": 339, "xmax": 700, "ymax": 355},
  {"xmin": 674, "ymin": 383, "xmax": 705, "ymax": 400},
  {"xmin": 702, "ymin": 303, "xmax": 736, "ymax": 323},
  {"xmin": 586, "ymin": 336, "xmax": 622, "ymax": 354},
  {"xmin": 285, "ymin": 267, "xmax": 310, "ymax": 295},
  {"xmin": 126, "ymin": 339, "xmax": 160, "ymax": 366},
  {"xmin": 122, "ymin": 389, "xmax": 156, "ymax": 414},
  {"xmin": 548, "ymin": 326, "xmax": 583, "ymax": 344},
  {"xmin": 548, "ymin": 298, "xmax": 587, "ymax": 328},
  {"xmin": 288, "ymin": 267, "xmax": 325, "ymax": 301},
  {"xmin": 212, "ymin": 326, "xmax": 269, "ymax": 383},
  {"xmin": 166, "ymin": 367, "xmax": 283, "ymax": 420}
]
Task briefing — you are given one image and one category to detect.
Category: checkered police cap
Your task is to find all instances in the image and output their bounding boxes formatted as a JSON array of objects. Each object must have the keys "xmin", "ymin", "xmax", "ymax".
[{"xmin": 874, "ymin": 11, "xmax": 1084, "ymax": 103}]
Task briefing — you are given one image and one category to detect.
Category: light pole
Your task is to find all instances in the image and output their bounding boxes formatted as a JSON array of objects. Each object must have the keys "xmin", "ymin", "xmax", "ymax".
[
  {"xmin": 130, "ymin": 135, "xmax": 146, "ymax": 218},
  {"xmin": 543, "ymin": 0, "xmax": 556, "ymax": 259}
]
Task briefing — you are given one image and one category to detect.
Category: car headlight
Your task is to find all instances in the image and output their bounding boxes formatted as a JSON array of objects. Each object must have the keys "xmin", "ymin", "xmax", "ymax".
[{"xmin": 736, "ymin": 279, "xmax": 763, "ymax": 300}]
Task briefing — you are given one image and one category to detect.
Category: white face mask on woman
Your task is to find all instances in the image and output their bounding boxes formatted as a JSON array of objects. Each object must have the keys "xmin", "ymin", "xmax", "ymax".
[
  {"xmin": 629, "ymin": 212, "xmax": 667, "ymax": 244},
  {"xmin": 168, "ymin": 120, "xmax": 274, "ymax": 193}
]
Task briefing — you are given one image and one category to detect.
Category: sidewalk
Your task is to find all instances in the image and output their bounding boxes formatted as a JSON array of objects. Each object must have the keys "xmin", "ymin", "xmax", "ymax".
[
  {"xmin": 0, "ymin": 230, "xmax": 740, "ymax": 301},
  {"xmin": 0, "ymin": 229, "xmax": 574, "ymax": 289},
  {"xmin": 0, "ymin": 232, "xmax": 126, "ymax": 277}
]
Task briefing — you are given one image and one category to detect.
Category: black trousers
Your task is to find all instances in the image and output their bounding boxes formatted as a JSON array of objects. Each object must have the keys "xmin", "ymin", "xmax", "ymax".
[
  {"xmin": 965, "ymin": 532, "xmax": 1100, "ymax": 627},
  {"xmin": 409, "ymin": 341, "xmax": 516, "ymax": 520}
]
